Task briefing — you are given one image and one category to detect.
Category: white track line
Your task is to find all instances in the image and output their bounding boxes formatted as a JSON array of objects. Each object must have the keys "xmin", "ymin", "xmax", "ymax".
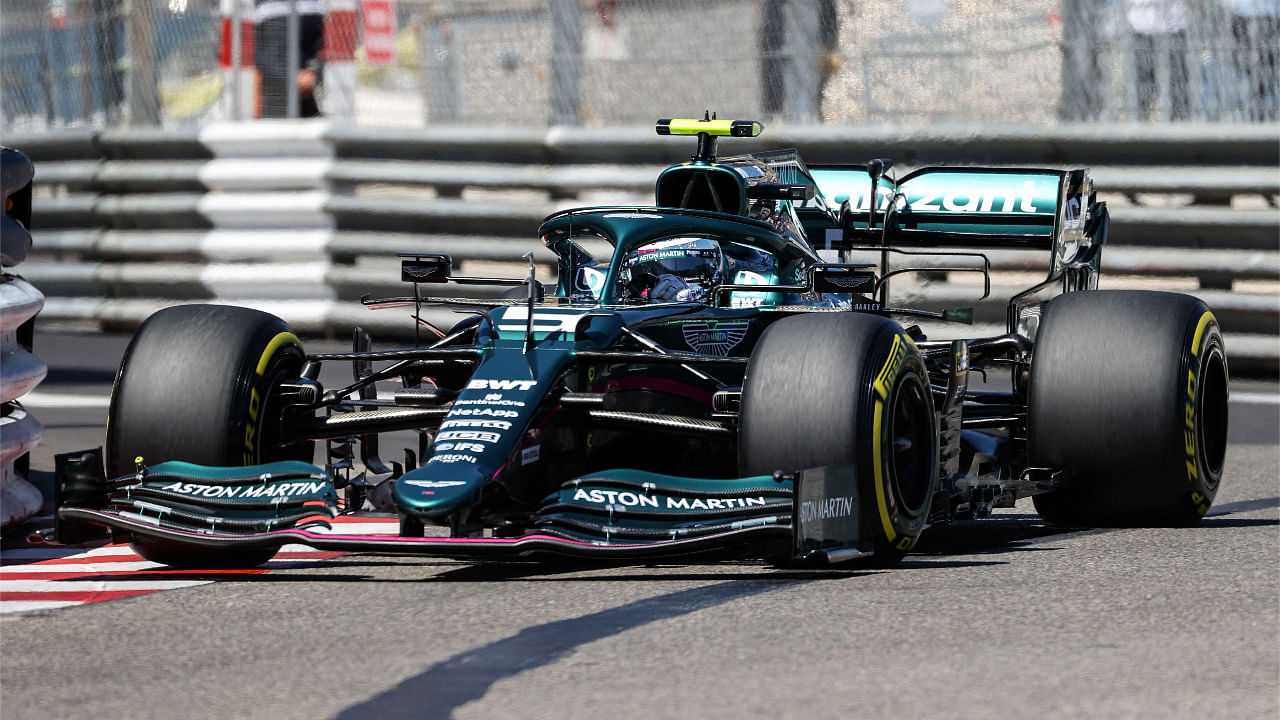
[
  {"xmin": 16, "ymin": 392, "xmax": 111, "ymax": 408},
  {"xmin": 2, "ymin": 601, "xmax": 83, "ymax": 612},
  {"xmin": 1, "ymin": 579, "xmax": 209, "ymax": 592},
  {"xmin": 7, "ymin": 561, "xmax": 161, "ymax": 574},
  {"xmin": 1231, "ymin": 391, "xmax": 1280, "ymax": 405}
]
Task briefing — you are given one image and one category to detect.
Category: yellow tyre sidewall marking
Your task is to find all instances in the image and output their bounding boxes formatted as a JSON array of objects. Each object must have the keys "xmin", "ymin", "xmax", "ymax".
[
  {"xmin": 257, "ymin": 332, "xmax": 303, "ymax": 376},
  {"xmin": 1190, "ymin": 311, "xmax": 1213, "ymax": 357},
  {"xmin": 1185, "ymin": 311, "xmax": 1216, "ymax": 515},
  {"xmin": 871, "ymin": 333, "xmax": 909, "ymax": 548}
]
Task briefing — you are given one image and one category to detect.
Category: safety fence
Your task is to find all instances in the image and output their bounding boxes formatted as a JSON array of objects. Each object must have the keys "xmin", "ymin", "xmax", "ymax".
[
  {"xmin": 3, "ymin": 0, "xmax": 1278, "ymax": 131},
  {"xmin": 9, "ymin": 121, "xmax": 1280, "ymax": 373},
  {"xmin": 1, "ymin": 148, "xmax": 47, "ymax": 533}
]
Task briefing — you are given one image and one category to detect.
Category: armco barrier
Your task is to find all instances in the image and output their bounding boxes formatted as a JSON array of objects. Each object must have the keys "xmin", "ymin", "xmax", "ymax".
[
  {"xmin": 10, "ymin": 122, "xmax": 1280, "ymax": 373},
  {"xmin": 1, "ymin": 148, "xmax": 46, "ymax": 533}
]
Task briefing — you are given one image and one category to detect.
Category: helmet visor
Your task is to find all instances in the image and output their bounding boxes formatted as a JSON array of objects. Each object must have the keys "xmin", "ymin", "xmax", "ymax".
[{"xmin": 621, "ymin": 237, "xmax": 722, "ymax": 300}]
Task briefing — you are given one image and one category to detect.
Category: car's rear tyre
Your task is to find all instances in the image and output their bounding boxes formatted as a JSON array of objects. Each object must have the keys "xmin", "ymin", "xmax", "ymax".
[
  {"xmin": 739, "ymin": 313, "xmax": 937, "ymax": 567},
  {"xmin": 107, "ymin": 304, "xmax": 312, "ymax": 568},
  {"xmin": 1029, "ymin": 290, "xmax": 1229, "ymax": 527}
]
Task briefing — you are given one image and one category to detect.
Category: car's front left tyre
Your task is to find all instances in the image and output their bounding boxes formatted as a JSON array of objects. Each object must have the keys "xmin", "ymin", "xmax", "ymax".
[
  {"xmin": 739, "ymin": 313, "xmax": 937, "ymax": 566},
  {"xmin": 106, "ymin": 304, "xmax": 313, "ymax": 568}
]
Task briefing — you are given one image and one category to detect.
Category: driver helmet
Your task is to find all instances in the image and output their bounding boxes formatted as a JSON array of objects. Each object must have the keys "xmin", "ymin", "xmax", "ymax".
[{"xmin": 619, "ymin": 237, "xmax": 723, "ymax": 302}]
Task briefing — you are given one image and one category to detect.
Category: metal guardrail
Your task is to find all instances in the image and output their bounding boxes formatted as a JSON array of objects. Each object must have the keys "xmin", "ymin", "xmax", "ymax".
[
  {"xmin": 10, "ymin": 122, "xmax": 1280, "ymax": 373},
  {"xmin": 1, "ymin": 148, "xmax": 46, "ymax": 533}
]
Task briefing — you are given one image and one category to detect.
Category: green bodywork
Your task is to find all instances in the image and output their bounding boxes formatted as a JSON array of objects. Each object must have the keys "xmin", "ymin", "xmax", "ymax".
[
  {"xmin": 381, "ymin": 158, "xmax": 1090, "ymax": 527},
  {"xmin": 392, "ymin": 309, "xmax": 600, "ymax": 518},
  {"xmin": 391, "ymin": 210, "xmax": 820, "ymax": 523},
  {"xmin": 388, "ymin": 159, "xmax": 1085, "ymax": 528},
  {"xmin": 129, "ymin": 460, "xmax": 339, "ymax": 531}
]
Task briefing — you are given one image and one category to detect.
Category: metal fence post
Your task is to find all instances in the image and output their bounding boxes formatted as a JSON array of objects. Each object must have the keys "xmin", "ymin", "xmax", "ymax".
[
  {"xmin": 93, "ymin": 0, "xmax": 124, "ymax": 124},
  {"xmin": 126, "ymin": 0, "xmax": 160, "ymax": 125},
  {"xmin": 1059, "ymin": 0, "xmax": 1102, "ymax": 121},
  {"xmin": 287, "ymin": 0, "xmax": 300, "ymax": 119},
  {"xmin": 426, "ymin": 17, "xmax": 461, "ymax": 124},
  {"xmin": 550, "ymin": 0, "xmax": 582, "ymax": 127},
  {"xmin": 784, "ymin": 0, "xmax": 820, "ymax": 124},
  {"xmin": 231, "ymin": 0, "xmax": 244, "ymax": 119}
]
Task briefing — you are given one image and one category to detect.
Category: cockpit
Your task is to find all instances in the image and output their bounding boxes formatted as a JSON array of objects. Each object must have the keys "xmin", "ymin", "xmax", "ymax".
[{"xmin": 546, "ymin": 219, "xmax": 795, "ymax": 308}]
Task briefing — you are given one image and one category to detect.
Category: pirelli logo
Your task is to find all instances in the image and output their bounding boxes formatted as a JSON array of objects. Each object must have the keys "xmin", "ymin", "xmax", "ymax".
[{"xmin": 874, "ymin": 334, "xmax": 907, "ymax": 400}]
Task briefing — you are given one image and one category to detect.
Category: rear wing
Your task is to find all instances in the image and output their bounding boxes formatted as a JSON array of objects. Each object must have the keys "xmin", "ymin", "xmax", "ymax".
[{"xmin": 802, "ymin": 165, "xmax": 1103, "ymax": 254}]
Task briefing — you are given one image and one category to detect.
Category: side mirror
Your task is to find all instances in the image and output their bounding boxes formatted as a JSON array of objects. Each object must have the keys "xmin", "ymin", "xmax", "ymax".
[
  {"xmin": 866, "ymin": 158, "xmax": 894, "ymax": 181},
  {"xmin": 400, "ymin": 253, "xmax": 451, "ymax": 283},
  {"xmin": 837, "ymin": 199, "xmax": 855, "ymax": 231}
]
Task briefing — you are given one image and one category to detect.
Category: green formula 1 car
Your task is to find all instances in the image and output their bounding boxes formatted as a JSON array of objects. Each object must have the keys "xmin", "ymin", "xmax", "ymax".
[{"xmin": 52, "ymin": 116, "xmax": 1230, "ymax": 569}]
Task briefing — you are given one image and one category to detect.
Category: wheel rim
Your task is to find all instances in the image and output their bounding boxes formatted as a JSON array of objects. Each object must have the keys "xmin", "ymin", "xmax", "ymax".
[
  {"xmin": 1197, "ymin": 348, "xmax": 1229, "ymax": 486},
  {"xmin": 252, "ymin": 350, "xmax": 309, "ymax": 464},
  {"xmin": 889, "ymin": 372, "xmax": 934, "ymax": 512}
]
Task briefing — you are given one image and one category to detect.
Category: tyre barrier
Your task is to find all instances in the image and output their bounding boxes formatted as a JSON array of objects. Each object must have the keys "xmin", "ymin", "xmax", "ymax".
[
  {"xmin": 8, "ymin": 122, "xmax": 1280, "ymax": 373},
  {"xmin": 1, "ymin": 148, "xmax": 46, "ymax": 533}
]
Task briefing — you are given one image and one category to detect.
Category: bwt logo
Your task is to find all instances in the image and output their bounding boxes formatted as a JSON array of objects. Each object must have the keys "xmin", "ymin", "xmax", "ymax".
[{"xmin": 467, "ymin": 379, "xmax": 537, "ymax": 391}]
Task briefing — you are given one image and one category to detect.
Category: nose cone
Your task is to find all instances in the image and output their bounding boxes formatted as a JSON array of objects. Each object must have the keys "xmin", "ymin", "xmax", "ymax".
[{"xmin": 393, "ymin": 462, "xmax": 489, "ymax": 520}]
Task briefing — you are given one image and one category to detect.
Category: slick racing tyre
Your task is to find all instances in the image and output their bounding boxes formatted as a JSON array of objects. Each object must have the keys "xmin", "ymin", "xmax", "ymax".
[
  {"xmin": 106, "ymin": 304, "xmax": 312, "ymax": 568},
  {"xmin": 1028, "ymin": 291, "xmax": 1229, "ymax": 527},
  {"xmin": 739, "ymin": 313, "xmax": 936, "ymax": 566}
]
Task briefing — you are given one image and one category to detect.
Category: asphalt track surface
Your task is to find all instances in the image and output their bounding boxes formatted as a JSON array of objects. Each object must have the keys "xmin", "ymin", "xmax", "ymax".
[{"xmin": 3, "ymin": 327, "xmax": 1277, "ymax": 720}]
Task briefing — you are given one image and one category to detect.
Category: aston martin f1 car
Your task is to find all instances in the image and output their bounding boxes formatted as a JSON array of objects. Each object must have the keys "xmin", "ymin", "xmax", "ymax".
[{"xmin": 52, "ymin": 116, "xmax": 1230, "ymax": 569}]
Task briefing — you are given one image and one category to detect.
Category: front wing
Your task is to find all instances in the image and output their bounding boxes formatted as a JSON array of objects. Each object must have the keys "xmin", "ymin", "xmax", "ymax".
[{"xmin": 52, "ymin": 452, "xmax": 874, "ymax": 566}]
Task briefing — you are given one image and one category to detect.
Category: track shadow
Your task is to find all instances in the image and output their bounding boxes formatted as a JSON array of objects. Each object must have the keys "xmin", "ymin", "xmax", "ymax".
[
  {"xmin": 896, "ymin": 558, "xmax": 1009, "ymax": 570},
  {"xmin": 1207, "ymin": 496, "xmax": 1279, "ymax": 516},
  {"xmin": 911, "ymin": 495, "xmax": 1280, "ymax": 557},
  {"xmin": 424, "ymin": 564, "xmax": 869, "ymax": 583},
  {"xmin": 913, "ymin": 516, "xmax": 1081, "ymax": 557},
  {"xmin": 1196, "ymin": 516, "xmax": 1280, "ymax": 528},
  {"xmin": 334, "ymin": 579, "xmax": 807, "ymax": 720}
]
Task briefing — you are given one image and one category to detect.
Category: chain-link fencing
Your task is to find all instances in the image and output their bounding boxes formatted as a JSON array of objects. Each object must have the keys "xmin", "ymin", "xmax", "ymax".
[
  {"xmin": 2, "ymin": 0, "xmax": 1277, "ymax": 131},
  {"xmin": 1, "ymin": 0, "xmax": 222, "ymax": 129}
]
